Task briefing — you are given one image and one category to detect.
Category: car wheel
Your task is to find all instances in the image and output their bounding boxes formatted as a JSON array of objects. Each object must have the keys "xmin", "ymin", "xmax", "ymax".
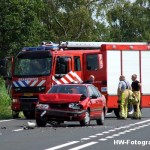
[
  {"xmin": 36, "ymin": 118, "xmax": 47, "ymax": 127},
  {"xmin": 96, "ymin": 110, "xmax": 104, "ymax": 125},
  {"xmin": 80, "ymin": 110, "xmax": 90, "ymax": 126}
]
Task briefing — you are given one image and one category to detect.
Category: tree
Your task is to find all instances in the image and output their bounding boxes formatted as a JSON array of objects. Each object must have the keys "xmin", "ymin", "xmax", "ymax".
[
  {"xmin": 42, "ymin": 0, "xmax": 106, "ymax": 41},
  {"xmin": 104, "ymin": 0, "xmax": 150, "ymax": 41},
  {"xmin": 0, "ymin": 0, "xmax": 46, "ymax": 58}
]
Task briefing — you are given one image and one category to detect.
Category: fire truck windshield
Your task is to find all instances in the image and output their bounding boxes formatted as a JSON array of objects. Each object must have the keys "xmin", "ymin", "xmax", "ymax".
[{"xmin": 14, "ymin": 57, "xmax": 52, "ymax": 77}]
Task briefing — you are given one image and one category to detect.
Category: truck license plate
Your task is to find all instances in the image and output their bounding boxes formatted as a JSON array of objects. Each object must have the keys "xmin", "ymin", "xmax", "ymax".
[{"xmin": 23, "ymin": 93, "xmax": 33, "ymax": 96}]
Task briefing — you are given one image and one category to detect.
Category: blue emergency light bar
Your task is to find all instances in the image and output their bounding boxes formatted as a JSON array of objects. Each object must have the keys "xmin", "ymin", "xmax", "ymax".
[{"xmin": 22, "ymin": 45, "xmax": 59, "ymax": 51}]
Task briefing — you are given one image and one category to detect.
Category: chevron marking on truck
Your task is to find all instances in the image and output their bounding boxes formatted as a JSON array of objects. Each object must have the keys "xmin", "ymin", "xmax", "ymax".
[
  {"xmin": 52, "ymin": 71, "xmax": 82, "ymax": 85},
  {"xmin": 13, "ymin": 80, "xmax": 46, "ymax": 87}
]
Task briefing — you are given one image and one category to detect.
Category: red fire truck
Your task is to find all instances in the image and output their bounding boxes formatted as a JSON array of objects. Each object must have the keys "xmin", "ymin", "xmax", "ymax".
[{"xmin": 8, "ymin": 41, "xmax": 150, "ymax": 118}]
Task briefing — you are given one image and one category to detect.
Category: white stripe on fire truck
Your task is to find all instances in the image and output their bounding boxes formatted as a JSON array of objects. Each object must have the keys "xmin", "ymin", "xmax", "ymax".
[
  {"xmin": 18, "ymin": 81, "xmax": 26, "ymax": 87},
  {"xmin": 70, "ymin": 71, "xmax": 75, "ymax": 77},
  {"xmin": 73, "ymin": 72, "xmax": 83, "ymax": 83},
  {"xmin": 65, "ymin": 74, "xmax": 74, "ymax": 82},
  {"xmin": 30, "ymin": 80, "xmax": 38, "ymax": 86},
  {"xmin": 25, "ymin": 80, "xmax": 31, "ymax": 85},
  {"xmin": 52, "ymin": 76, "xmax": 61, "ymax": 84},
  {"xmin": 13, "ymin": 81, "xmax": 19, "ymax": 87},
  {"xmin": 60, "ymin": 78, "xmax": 68, "ymax": 84},
  {"xmin": 37, "ymin": 80, "xmax": 46, "ymax": 86}
]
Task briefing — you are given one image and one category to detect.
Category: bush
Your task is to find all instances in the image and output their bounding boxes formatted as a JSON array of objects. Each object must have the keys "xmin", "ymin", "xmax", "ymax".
[{"xmin": 0, "ymin": 77, "xmax": 12, "ymax": 119}]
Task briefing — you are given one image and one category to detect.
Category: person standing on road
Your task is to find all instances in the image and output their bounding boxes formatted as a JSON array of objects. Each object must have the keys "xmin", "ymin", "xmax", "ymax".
[
  {"xmin": 117, "ymin": 75, "xmax": 132, "ymax": 119},
  {"xmin": 131, "ymin": 74, "xmax": 141, "ymax": 119}
]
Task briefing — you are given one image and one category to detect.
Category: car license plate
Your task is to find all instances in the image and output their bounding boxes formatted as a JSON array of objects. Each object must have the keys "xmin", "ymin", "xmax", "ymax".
[{"xmin": 23, "ymin": 93, "xmax": 33, "ymax": 96}]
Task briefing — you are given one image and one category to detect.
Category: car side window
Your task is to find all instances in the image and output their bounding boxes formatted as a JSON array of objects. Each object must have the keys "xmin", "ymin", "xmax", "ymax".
[
  {"xmin": 87, "ymin": 86, "xmax": 95, "ymax": 97},
  {"xmin": 91, "ymin": 85, "xmax": 102, "ymax": 97}
]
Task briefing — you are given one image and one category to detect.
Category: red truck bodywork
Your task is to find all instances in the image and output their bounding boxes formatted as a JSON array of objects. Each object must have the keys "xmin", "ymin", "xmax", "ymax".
[{"xmin": 10, "ymin": 42, "xmax": 150, "ymax": 118}]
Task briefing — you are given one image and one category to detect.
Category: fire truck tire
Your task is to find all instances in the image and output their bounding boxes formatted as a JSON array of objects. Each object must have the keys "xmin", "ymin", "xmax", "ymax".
[
  {"xmin": 36, "ymin": 118, "xmax": 47, "ymax": 127},
  {"xmin": 12, "ymin": 111, "xmax": 20, "ymax": 119},
  {"xmin": 23, "ymin": 111, "xmax": 35, "ymax": 119},
  {"xmin": 114, "ymin": 108, "xmax": 120, "ymax": 118},
  {"xmin": 80, "ymin": 110, "xmax": 90, "ymax": 126},
  {"xmin": 96, "ymin": 110, "xmax": 104, "ymax": 125}
]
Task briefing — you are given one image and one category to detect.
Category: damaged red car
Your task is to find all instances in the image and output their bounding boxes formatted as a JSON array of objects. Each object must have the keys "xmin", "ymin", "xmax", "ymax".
[{"xmin": 35, "ymin": 84, "xmax": 106, "ymax": 127}]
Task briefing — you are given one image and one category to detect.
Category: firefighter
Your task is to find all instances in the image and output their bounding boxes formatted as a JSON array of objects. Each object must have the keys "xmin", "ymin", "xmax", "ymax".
[
  {"xmin": 117, "ymin": 75, "xmax": 132, "ymax": 119},
  {"xmin": 84, "ymin": 75, "xmax": 95, "ymax": 84},
  {"xmin": 131, "ymin": 74, "xmax": 141, "ymax": 119}
]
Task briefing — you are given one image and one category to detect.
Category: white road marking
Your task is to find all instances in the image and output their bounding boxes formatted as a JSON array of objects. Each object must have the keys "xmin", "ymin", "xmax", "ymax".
[
  {"xmin": 45, "ymin": 141, "xmax": 79, "ymax": 150},
  {"xmin": 96, "ymin": 133, "xmax": 104, "ymax": 136},
  {"xmin": 0, "ymin": 119, "xmax": 14, "ymax": 123},
  {"xmin": 81, "ymin": 138, "xmax": 90, "ymax": 141},
  {"xmin": 69, "ymin": 142, "xmax": 98, "ymax": 150},
  {"xmin": 99, "ymin": 122, "xmax": 150, "ymax": 141},
  {"xmin": 99, "ymin": 138, "xmax": 107, "ymax": 141},
  {"xmin": 105, "ymin": 136, "xmax": 114, "ymax": 139},
  {"xmin": 80, "ymin": 119, "xmax": 150, "ymax": 145},
  {"xmin": 108, "ymin": 129, "xmax": 116, "ymax": 132},
  {"xmin": 0, "ymin": 133, "xmax": 2, "ymax": 135},
  {"xmin": 13, "ymin": 129, "xmax": 24, "ymax": 132},
  {"xmin": 89, "ymin": 135, "xmax": 97, "ymax": 138},
  {"xmin": 102, "ymin": 131, "xmax": 110, "ymax": 134}
]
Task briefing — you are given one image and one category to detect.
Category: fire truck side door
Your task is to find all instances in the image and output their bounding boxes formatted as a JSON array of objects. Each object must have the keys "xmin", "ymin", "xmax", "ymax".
[{"xmin": 54, "ymin": 56, "xmax": 72, "ymax": 79}]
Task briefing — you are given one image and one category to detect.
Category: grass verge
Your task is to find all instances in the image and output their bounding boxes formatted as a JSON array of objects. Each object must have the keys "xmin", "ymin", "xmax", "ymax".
[{"xmin": 0, "ymin": 77, "xmax": 12, "ymax": 119}]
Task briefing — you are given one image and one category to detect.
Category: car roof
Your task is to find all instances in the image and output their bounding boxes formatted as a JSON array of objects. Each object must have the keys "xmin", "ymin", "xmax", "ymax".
[{"xmin": 52, "ymin": 84, "xmax": 91, "ymax": 87}]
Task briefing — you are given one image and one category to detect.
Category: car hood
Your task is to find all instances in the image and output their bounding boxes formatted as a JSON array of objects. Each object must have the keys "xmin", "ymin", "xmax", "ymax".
[{"xmin": 39, "ymin": 93, "xmax": 83, "ymax": 103}]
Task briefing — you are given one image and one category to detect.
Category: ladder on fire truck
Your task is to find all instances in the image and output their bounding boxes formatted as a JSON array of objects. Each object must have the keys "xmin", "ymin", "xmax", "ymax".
[
  {"xmin": 59, "ymin": 41, "xmax": 149, "ymax": 50},
  {"xmin": 22, "ymin": 41, "xmax": 149, "ymax": 51}
]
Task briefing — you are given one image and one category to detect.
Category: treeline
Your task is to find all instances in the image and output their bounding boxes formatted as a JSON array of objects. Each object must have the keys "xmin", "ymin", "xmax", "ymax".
[{"xmin": 0, "ymin": 0, "xmax": 150, "ymax": 58}]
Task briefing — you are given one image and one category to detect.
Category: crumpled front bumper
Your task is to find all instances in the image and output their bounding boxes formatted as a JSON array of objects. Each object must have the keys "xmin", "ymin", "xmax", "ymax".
[{"xmin": 35, "ymin": 108, "xmax": 86, "ymax": 121}]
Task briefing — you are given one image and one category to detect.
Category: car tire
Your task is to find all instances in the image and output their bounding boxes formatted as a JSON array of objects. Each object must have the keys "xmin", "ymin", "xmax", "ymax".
[
  {"xmin": 96, "ymin": 110, "xmax": 104, "ymax": 125},
  {"xmin": 36, "ymin": 118, "xmax": 47, "ymax": 127},
  {"xmin": 80, "ymin": 110, "xmax": 90, "ymax": 126}
]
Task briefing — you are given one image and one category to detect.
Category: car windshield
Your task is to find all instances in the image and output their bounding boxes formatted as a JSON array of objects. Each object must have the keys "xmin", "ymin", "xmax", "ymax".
[
  {"xmin": 14, "ymin": 57, "xmax": 52, "ymax": 76},
  {"xmin": 48, "ymin": 85, "xmax": 88, "ymax": 97}
]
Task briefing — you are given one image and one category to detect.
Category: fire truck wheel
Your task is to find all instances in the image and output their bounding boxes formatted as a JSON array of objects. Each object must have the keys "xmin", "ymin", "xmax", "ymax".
[
  {"xmin": 80, "ymin": 110, "xmax": 90, "ymax": 126},
  {"xmin": 36, "ymin": 118, "xmax": 47, "ymax": 127},
  {"xmin": 23, "ymin": 111, "xmax": 35, "ymax": 119},
  {"xmin": 12, "ymin": 111, "xmax": 20, "ymax": 119},
  {"xmin": 96, "ymin": 110, "xmax": 104, "ymax": 125},
  {"xmin": 114, "ymin": 108, "xmax": 120, "ymax": 118}
]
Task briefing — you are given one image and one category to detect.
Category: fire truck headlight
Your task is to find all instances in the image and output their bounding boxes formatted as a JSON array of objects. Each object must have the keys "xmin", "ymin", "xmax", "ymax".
[
  {"xmin": 68, "ymin": 103, "xmax": 82, "ymax": 110},
  {"xmin": 37, "ymin": 104, "xmax": 49, "ymax": 109},
  {"xmin": 12, "ymin": 99, "xmax": 19, "ymax": 103}
]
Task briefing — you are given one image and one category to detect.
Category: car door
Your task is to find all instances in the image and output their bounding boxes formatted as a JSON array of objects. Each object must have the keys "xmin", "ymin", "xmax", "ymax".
[
  {"xmin": 87, "ymin": 85, "xmax": 99, "ymax": 119},
  {"xmin": 90, "ymin": 85, "xmax": 104, "ymax": 117}
]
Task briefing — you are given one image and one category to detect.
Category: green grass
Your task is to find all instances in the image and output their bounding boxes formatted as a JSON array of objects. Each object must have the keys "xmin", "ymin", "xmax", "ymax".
[{"xmin": 0, "ymin": 77, "xmax": 12, "ymax": 119}]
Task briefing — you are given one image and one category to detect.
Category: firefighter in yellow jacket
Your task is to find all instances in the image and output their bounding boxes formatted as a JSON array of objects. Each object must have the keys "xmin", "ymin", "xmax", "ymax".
[
  {"xmin": 131, "ymin": 74, "xmax": 141, "ymax": 119},
  {"xmin": 117, "ymin": 75, "xmax": 132, "ymax": 119}
]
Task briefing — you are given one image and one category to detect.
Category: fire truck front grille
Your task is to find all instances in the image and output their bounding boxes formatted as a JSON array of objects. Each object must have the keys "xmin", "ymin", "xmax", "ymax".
[
  {"xmin": 50, "ymin": 103, "xmax": 69, "ymax": 109},
  {"xmin": 13, "ymin": 86, "xmax": 46, "ymax": 93},
  {"xmin": 20, "ymin": 97, "xmax": 38, "ymax": 103}
]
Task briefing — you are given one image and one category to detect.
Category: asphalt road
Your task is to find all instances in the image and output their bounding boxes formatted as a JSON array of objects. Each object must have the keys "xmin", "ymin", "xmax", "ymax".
[{"xmin": 0, "ymin": 109, "xmax": 150, "ymax": 150}]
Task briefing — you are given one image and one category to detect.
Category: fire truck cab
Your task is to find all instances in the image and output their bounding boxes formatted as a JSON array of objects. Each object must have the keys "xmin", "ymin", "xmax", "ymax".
[{"xmin": 9, "ymin": 41, "xmax": 150, "ymax": 118}]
